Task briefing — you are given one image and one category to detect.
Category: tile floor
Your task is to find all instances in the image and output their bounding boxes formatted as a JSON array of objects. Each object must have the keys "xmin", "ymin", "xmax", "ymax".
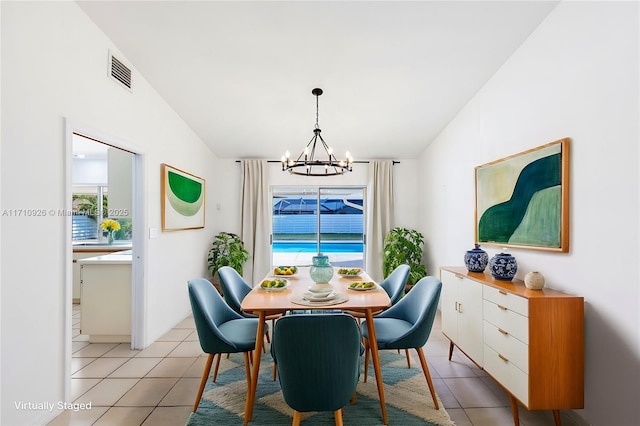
[{"xmin": 48, "ymin": 305, "xmax": 575, "ymax": 425}]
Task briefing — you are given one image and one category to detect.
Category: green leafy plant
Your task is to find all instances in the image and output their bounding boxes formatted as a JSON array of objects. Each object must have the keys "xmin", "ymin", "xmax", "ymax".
[
  {"xmin": 207, "ymin": 232, "xmax": 250, "ymax": 278},
  {"xmin": 382, "ymin": 227, "xmax": 427, "ymax": 289}
]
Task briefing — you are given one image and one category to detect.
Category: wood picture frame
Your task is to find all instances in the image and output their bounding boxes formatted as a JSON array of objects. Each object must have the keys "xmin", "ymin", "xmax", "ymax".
[
  {"xmin": 475, "ymin": 138, "xmax": 570, "ymax": 252},
  {"xmin": 161, "ymin": 163, "xmax": 205, "ymax": 231}
]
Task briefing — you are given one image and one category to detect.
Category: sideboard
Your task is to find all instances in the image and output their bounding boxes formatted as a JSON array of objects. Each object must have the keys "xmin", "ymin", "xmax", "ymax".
[{"xmin": 440, "ymin": 267, "xmax": 584, "ymax": 426}]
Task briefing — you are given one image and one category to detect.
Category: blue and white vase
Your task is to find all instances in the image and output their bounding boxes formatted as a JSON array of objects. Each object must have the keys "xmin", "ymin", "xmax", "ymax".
[
  {"xmin": 464, "ymin": 244, "xmax": 488, "ymax": 272},
  {"xmin": 489, "ymin": 252, "xmax": 518, "ymax": 281}
]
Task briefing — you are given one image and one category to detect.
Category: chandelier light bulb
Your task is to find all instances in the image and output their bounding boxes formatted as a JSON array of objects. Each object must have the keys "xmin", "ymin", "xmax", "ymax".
[{"xmin": 281, "ymin": 88, "xmax": 353, "ymax": 176}]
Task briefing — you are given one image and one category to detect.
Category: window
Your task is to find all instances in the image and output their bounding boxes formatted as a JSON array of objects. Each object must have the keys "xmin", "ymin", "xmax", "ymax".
[{"xmin": 271, "ymin": 186, "xmax": 365, "ymax": 267}]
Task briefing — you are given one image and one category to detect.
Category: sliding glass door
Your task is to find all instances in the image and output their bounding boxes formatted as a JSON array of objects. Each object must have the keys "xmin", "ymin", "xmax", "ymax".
[{"xmin": 271, "ymin": 186, "xmax": 365, "ymax": 268}]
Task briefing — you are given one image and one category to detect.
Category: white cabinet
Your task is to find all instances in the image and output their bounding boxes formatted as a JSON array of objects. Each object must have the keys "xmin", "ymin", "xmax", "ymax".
[
  {"xmin": 441, "ymin": 266, "xmax": 584, "ymax": 426},
  {"xmin": 79, "ymin": 251, "xmax": 132, "ymax": 342},
  {"xmin": 73, "ymin": 251, "xmax": 109, "ymax": 302},
  {"xmin": 440, "ymin": 269, "xmax": 483, "ymax": 365}
]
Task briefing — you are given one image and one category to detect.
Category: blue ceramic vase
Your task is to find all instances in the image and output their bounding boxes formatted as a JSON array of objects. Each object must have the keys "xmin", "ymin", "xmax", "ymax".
[
  {"xmin": 309, "ymin": 253, "xmax": 334, "ymax": 284},
  {"xmin": 489, "ymin": 252, "xmax": 518, "ymax": 281},
  {"xmin": 464, "ymin": 244, "xmax": 488, "ymax": 272}
]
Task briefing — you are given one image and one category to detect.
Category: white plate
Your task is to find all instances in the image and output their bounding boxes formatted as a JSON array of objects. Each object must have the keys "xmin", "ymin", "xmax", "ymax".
[
  {"xmin": 347, "ymin": 282, "xmax": 377, "ymax": 291},
  {"xmin": 338, "ymin": 273, "xmax": 362, "ymax": 279},
  {"xmin": 260, "ymin": 279, "xmax": 289, "ymax": 292},
  {"xmin": 337, "ymin": 269, "xmax": 362, "ymax": 278},
  {"xmin": 303, "ymin": 291, "xmax": 337, "ymax": 302}
]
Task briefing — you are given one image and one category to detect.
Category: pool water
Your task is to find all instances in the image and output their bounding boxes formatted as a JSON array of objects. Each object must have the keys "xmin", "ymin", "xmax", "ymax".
[{"xmin": 272, "ymin": 241, "xmax": 364, "ymax": 253}]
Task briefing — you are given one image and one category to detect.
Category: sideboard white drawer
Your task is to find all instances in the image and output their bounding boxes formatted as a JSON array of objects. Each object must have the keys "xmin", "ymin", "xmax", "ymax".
[
  {"xmin": 483, "ymin": 300, "xmax": 529, "ymax": 344},
  {"xmin": 483, "ymin": 321, "xmax": 528, "ymax": 373},
  {"xmin": 484, "ymin": 344, "xmax": 529, "ymax": 406},
  {"xmin": 483, "ymin": 286, "xmax": 528, "ymax": 317}
]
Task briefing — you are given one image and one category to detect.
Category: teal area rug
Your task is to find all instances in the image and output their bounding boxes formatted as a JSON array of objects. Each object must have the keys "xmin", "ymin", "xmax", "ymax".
[{"xmin": 186, "ymin": 350, "xmax": 454, "ymax": 425}]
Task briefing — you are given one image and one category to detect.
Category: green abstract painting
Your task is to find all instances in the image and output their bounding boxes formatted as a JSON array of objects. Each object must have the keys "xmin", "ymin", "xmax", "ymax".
[
  {"xmin": 162, "ymin": 164, "xmax": 205, "ymax": 231},
  {"xmin": 475, "ymin": 138, "xmax": 569, "ymax": 252}
]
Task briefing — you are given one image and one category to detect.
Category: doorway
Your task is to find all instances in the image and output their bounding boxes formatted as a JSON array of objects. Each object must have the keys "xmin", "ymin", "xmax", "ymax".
[{"xmin": 64, "ymin": 121, "xmax": 146, "ymax": 401}]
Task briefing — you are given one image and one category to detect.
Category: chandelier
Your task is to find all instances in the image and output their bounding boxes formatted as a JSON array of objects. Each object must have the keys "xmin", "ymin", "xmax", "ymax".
[{"xmin": 281, "ymin": 88, "xmax": 354, "ymax": 176}]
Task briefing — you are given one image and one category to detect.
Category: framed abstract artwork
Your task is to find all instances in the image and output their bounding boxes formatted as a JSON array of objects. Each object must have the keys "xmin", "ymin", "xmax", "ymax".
[
  {"xmin": 161, "ymin": 163, "xmax": 205, "ymax": 231},
  {"xmin": 475, "ymin": 138, "xmax": 570, "ymax": 252}
]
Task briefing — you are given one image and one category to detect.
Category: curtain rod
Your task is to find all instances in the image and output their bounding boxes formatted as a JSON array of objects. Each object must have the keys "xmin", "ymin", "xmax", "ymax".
[{"xmin": 235, "ymin": 160, "xmax": 400, "ymax": 164}]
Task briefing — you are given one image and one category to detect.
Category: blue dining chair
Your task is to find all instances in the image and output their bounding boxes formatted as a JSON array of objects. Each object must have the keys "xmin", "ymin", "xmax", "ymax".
[
  {"xmin": 217, "ymin": 266, "xmax": 281, "ymax": 379},
  {"xmin": 187, "ymin": 278, "xmax": 259, "ymax": 413},
  {"xmin": 347, "ymin": 264, "xmax": 412, "ymax": 366},
  {"xmin": 271, "ymin": 314, "xmax": 362, "ymax": 425},
  {"xmin": 217, "ymin": 266, "xmax": 279, "ymax": 337},
  {"xmin": 360, "ymin": 276, "xmax": 442, "ymax": 410}
]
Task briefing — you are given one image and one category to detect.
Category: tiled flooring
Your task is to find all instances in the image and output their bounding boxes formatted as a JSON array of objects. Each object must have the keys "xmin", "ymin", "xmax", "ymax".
[{"xmin": 49, "ymin": 305, "xmax": 572, "ymax": 425}]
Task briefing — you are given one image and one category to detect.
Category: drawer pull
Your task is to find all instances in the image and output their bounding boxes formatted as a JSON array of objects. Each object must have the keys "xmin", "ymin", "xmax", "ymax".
[
  {"xmin": 454, "ymin": 274, "xmax": 464, "ymax": 279},
  {"xmin": 498, "ymin": 290, "xmax": 507, "ymax": 295},
  {"xmin": 497, "ymin": 304, "xmax": 508, "ymax": 311},
  {"xmin": 498, "ymin": 328, "xmax": 508, "ymax": 335},
  {"xmin": 498, "ymin": 353, "xmax": 509, "ymax": 362}
]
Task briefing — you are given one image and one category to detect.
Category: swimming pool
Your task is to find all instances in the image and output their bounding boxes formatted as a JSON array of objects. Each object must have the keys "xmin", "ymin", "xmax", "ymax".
[{"xmin": 272, "ymin": 241, "xmax": 364, "ymax": 253}]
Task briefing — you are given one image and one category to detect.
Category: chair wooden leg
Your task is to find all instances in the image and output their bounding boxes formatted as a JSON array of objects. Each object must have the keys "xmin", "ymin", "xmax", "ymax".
[
  {"xmin": 273, "ymin": 361, "xmax": 277, "ymax": 381},
  {"xmin": 350, "ymin": 391, "xmax": 357, "ymax": 404},
  {"xmin": 212, "ymin": 353, "xmax": 222, "ymax": 382},
  {"xmin": 193, "ymin": 353, "xmax": 214, "ymax": 413},
  {"xmin": 243, "ymin": 352, "xmax": 252, "ymax": 395},
  {"xmin": 292, "ymin": 410, "xmax": 302, "ymax": 426},
  {"xmin": 363, "ymin": 338, "xmax": 370, "ymax": 383},
  {"xmin": 415, "ymin": 347, "xmax": 439, "ymax": 410},
  {"xmin": 405, "ymin": 349, "xmax": 411, "ymax": 368},
  {"xmin": 334, "ymin": 408, "xmax": 344, "ymax": 426}
]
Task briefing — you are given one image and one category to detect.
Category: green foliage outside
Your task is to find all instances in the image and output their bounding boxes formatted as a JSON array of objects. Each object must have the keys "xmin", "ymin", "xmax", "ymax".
[{"xmin": 72, "ymin": 194, "xmax": 131, "ymax": 240}]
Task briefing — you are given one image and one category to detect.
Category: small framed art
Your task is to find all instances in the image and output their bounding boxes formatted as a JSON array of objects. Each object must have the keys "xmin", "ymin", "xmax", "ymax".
[{"xmin": 161, "ymin": 163, "xmax": 205, "ymax": 231}]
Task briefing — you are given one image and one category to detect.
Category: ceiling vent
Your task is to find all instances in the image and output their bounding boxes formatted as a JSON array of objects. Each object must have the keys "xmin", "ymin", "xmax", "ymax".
[{"xmin": 108, "ymin": 50, "xmax": 132, "ymax": 91}]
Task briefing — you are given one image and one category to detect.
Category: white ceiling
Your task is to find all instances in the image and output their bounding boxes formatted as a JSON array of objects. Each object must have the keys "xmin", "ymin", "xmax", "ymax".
[{"xmin": 76, "ymin": 1, "xmax": 559, "ymax": 161}]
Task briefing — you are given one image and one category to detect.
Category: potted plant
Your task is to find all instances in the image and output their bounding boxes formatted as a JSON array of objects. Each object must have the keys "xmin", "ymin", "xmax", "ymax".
[
  {"xmin": 207, "ymin": 232, "xmax": 249, "ymax": 293},
  {"xmin": 382, "ymin": 227, "xmax": 427, "ymax": 292}
]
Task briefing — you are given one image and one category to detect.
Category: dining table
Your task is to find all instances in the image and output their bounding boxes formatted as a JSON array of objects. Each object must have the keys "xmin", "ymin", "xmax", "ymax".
[{"xmin": 240, "ymin": 266, "xmax": 392, "ymax": 425}]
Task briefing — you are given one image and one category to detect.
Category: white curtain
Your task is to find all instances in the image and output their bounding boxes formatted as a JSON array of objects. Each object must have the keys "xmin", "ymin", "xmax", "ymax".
[
  {"xmin": 366, "ymin": 160, "xmax": 394, "ymax": 282},
  {"xmin": 240, "ymin": 160, "xmax": 270, "ymax": 285}
]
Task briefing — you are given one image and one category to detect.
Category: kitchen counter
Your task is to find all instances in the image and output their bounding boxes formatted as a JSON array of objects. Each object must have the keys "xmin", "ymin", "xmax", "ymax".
[
  {"xmin": 79, "ymin": 250, "xmax": 132, "ymax": 343},
  {"xmin": 73, "ymin": 242, "xmax": 132, "ymax": 253},
  {"xmin": 78, "ymin": 250, "xmax": 132, "ymax": 265}
]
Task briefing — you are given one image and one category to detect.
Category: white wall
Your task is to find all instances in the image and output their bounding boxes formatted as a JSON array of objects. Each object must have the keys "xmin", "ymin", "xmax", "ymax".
[
  {"xmin": 418, "ymin": 2, "xmax": 639, "ymax": 425},
  {"xmin": 213, "ymin": 159, "xmax": 420, "ymax": 243},
  {"xmin": 1, "ymin": 2, "xmax": 219, "ymax": 424}
]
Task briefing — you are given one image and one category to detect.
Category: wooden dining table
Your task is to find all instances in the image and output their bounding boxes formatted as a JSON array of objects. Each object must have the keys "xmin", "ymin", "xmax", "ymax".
[{"xmin": 240, "ymin": 266, "xmax": 392, "ymax": 425}]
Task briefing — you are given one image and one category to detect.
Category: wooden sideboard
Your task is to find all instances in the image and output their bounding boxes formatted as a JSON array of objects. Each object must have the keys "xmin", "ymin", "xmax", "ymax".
[{"xmin": 440, "ymin": 267, "xmax": 584, "ymax": 426}]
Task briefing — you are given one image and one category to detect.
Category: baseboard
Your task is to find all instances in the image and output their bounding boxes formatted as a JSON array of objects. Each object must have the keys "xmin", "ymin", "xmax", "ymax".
[{"xmin": 564, "ymin": 409, "xmax": 591, "ymax": 426}]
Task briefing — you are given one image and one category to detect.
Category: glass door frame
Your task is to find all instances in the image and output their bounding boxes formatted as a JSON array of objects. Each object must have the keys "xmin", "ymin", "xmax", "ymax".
[{"xmin": 270, "ymin": 185, "xmax": 366, "ymax": 268}]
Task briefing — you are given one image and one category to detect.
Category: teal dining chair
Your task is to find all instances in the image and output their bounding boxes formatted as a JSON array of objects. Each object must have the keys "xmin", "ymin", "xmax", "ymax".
[
  {"xmin": 217, "ymin": 266, "xmax": 280, "ymax": 380},
  {"xmin": 360, "ymin": 276, "xmax": 442, "ymax": 410},
  {"xmin": 347, "ymin": 264, "xmax": 412, "ymax": 366},
  {"xmin": 187, "ymin": 278, "xmax": 259, "ymax": 413},
  {"xmin": 271, "ymin": 313, "xmax": 363, "ymax": 425}
]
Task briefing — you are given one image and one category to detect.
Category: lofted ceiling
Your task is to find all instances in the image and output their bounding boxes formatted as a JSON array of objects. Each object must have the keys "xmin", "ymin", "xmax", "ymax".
[{"xmin": 76, "ymin": 1, "xmax": 559, "ymax": 161}]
